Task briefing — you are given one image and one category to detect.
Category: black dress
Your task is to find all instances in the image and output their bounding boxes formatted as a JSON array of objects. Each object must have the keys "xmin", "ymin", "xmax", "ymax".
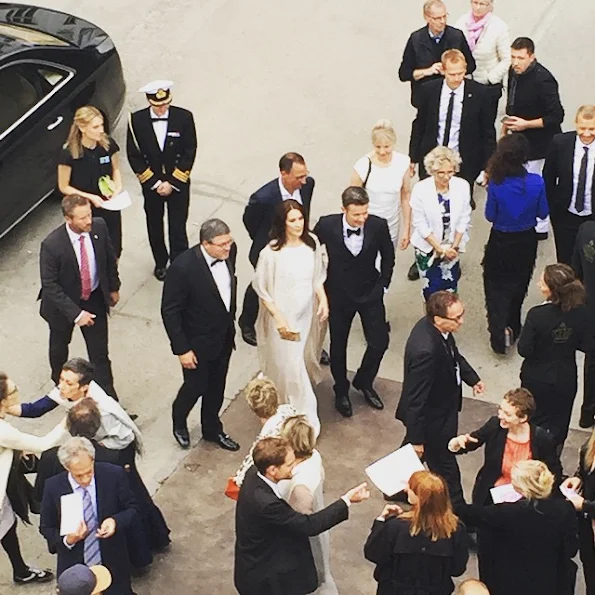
[
  {"xmin": 59, "ymin": 137, "xmax": 123, "ymax": 257},
  {"xmin": 363, "ymin": 517, "xmax": 468, "ymax": 595}
]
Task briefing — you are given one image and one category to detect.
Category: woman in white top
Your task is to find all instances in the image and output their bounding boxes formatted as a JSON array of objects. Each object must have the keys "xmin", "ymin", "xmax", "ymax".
[
  {"xmin": 0, "ymin": 373, "xmax": 67, "ymax": 585},
  {"xmin": 278, "ymin": 415, "xmax": 338, "ymax": 595},
  {"xmin": 350, "ymin": 119, "xmax": 412, "ymax": 251},
  {"xmin": 455, "ymin": 0, "xmax": 511, "ymax": 124},
  {"xmin": 254, "ymin": 200, "xmax": 328, "ymax": 437},
  {"xmin": 410, "ymin": 147, "xmax": 472, "ymax": 300}
]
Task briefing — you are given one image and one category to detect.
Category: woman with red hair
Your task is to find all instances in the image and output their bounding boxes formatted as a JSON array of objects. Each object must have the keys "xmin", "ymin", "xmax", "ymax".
[{"xmin": 364, "ymin": 470, "xmax": 468, "ymax": 595}]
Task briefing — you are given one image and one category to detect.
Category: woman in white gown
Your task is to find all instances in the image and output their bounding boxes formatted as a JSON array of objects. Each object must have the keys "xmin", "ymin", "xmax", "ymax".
[
  {"xmin": 278, "ymin": 415, "xmax": 338, "ymax": 595},
  {"xmin": 253, "ymin": 199, "xmax": 328, "ymax": 437}
]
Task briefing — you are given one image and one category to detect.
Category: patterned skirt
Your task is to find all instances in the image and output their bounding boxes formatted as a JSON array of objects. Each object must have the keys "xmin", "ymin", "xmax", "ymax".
[{"xmin": 415, "ymin": 248, "xmax": 461, "ymax": 301}]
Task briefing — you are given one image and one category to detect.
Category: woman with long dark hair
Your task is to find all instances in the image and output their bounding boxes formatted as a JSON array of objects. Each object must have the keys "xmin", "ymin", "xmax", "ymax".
[
  {"xmin": 518, "ymin": 264, "xmax": 592, "ymax": 451},
  {"xmin": 482, "ymin": 134, "xmax": 549, "ymax": 353},
  {"xmin": 252, "ymin": 199, "xmax": 328, "ymax": 436}
]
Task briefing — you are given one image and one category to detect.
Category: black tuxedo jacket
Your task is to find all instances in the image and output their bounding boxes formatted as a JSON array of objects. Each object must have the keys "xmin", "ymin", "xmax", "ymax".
[
  {"xmin": 543, "ymin": 132, "xmax": 595, "ymax": 220},
  {"xmin": 127, "ymin": 105, "xmax": 197, "ymax": 189},
  {"xmin": 234, "ymin": 468, "xmax": 348, "ymax": 595},
  {"xmin": 161, "ymin": 243, "xmax": 237, "ymax": 359},
  {"xmin": 39, "ymin": 218, "xmax": 120, "ymax": 329},
  {"xmin": 409, "ymin": 79, "xmax": 496, "ymax": 181},
  {"xmin": 398, "ymin": 25, "xmax": 475, "ymax": 108},
  {"xmin": 455, "ymin": 416, "xmax": 561, "ymax": 505},
  {"xmin": 40, "ymin": 463, "xmax": 138, "ymax": 595},
  {"xmin": 313, "ymin": 214, "xmax": 394, "ymax": 305},
  {"xmin": 243, "ymin": 177, "xmax": 315, "ymax": 266},
  {"xmin": 396, "ymin": 317, "xmax": 480, "ymax": 444}
]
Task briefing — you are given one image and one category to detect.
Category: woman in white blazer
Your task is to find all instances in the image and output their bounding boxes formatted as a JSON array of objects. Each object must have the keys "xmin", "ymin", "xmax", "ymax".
[
  {"xmin": 455, "ymin": 0, "xmax": 511, "ymax": 124},
  {"xmin": 411, "ymin": 147, "xmax": 472, "ymax": 300},
  {"xmin": 0, "ymin": 372, "xmax": 66, "ymax": 585}
]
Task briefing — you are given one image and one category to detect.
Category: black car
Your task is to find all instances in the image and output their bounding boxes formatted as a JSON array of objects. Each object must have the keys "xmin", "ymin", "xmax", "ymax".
[{"xmin": 0, "ymin": 3, "xmax": 126, "ymax": 239}]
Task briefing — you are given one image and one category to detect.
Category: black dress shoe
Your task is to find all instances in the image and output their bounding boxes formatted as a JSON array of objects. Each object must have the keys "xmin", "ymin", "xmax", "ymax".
[
  {"xmin": 204, "ymin": 433, "xmax": 240, "ymax": 451},
  {"xmin": 173, "ymin": 428, "xmax": 190, "ymax": 449},
  {"xmin": 579, "ymin": 414, "xmax": 595, "ymax": 429},
  {"xmin": 353, "ymin": 383, "xmax": 384, "ymax": 410},
  {"xmin": 319, "ymin": 349, "xmax": 331, "ymax": 366},
  {"xmin": 335, "ymin": 394, "xmax": 353, "ymax": 418},
  {"xmin": 407, "ymin": 262, "xmax": 420, "ymax": 281},
  {"xmin": 13, "ymin": 568, "xmax": 53, "ymax": 584},
  {"xmin": 241, "ymin": 327, "xmax": 257, "ymax": 347},
  {"xmin": 154, "ymin": 267, "xmax": 168, "ymax": 281}
]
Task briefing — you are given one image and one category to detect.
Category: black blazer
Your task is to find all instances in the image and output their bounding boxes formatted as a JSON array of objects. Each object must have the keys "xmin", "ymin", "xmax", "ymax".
[
  {"xmin": 243, "ymin": 177, "xmax": 315, "ymax": 266},
  {"xmin": 234, "ymin": 468, "xmax": 349, "ymax": 595},
  {"xmin": 409, "ymin": 79, "xmax": 496, "ymax": 181},
  {"xmin": 398, "ymin": 25, "xmax": 476, "ymax": 108},
  {"xmin": 364, "ymin": 517, "xmax": 468, "ymax": 595},
  {"xmin": 506, "ymin": 62, "xmax": 564, "ymax": 160},
  {"xmin": 313, "ymin": 214, "xmax": 395, "ymax": 305},
  {"xmin": 40, "ymin": 463, "xmax": 139, "ymax": 595},
  {"xmin": 575, "ymin": 442, "xmax": 595, "ymax": 519},
  {"xmin": 455, "ymin": 416, "xmax": 561, "ymax": 505},
  {"xmin": 161, "ymin": 243, "xmax": 237, "ymax": 360},
  {"xmin": 127, "ymin": 105, "xmax": 197, "ymax": 189},
  {"xmin": 573, "ymin": 221, "xmax": 595, "ymax": 332},
  {"xmin": 544, "ymin": 131, "xmax": 595, "ymax": 220},
  {"xmin": 39, "ymin": 218, "xmax": 120, "ymax": 329},
  {"xmin": 396, "ymin": 317, "xmax": 480, "ymax": 444}
]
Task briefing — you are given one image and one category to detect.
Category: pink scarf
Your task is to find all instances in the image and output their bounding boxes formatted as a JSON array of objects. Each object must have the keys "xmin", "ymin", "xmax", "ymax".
[{"xmin": 465, "ymin": 10, "xmax": 491, "ymax": 51}]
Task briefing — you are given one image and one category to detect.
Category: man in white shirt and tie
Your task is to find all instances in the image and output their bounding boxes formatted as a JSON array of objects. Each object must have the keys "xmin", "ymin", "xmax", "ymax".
[{"xmin": 161, "ymin": 219, "xmax": 240, "ymax": 451}]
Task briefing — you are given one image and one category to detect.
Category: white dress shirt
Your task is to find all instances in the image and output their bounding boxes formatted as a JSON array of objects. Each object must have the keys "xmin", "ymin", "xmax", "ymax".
[
  {"xmin": 150, "ymin": 107, "xmax": 169, "ymax": 151},
  {"xmin": 342, "ymin": 215, "xmax": 364, "ymax": 256},
  {"xmin": 569, "ymin": 138, "xmax": 595, "ymax": 215},
  {"xmin": 64, "ymin": 475, "xmax": 98, "ymax": 549},
  {"xmin": 65, "ymin": 225, "xmax": 99, "ymax": 293},
  {"xmin": 201, "ymin": 246, "xmax": 231, "ymax": 311},
  {"xmin": 278, "ymin": 177, "xmax": 302, "ymax": 204},
  {"xmin": 437, "ymin": 81, "xmax": 464, "ymax": 152},
  {"xmin": 257, "ymin": 472, "xmax": 283, "ymax": 498}
]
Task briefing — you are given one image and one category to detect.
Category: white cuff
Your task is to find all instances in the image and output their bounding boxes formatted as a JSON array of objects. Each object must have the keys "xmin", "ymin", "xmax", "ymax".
[
  {"xmin": 341, "ymin": 495, "xmax": 351, "ymax": 508},
  {"xmin": 63, "ymin": 536, "xmax": 75, "ymax": 549},
  {"xmin": 151, "ymin": 180, "xmax": 163, "ymax": 190},
  {"xmin": 74, "ymin": 311, "xmax": 84, "ymax": 324}
]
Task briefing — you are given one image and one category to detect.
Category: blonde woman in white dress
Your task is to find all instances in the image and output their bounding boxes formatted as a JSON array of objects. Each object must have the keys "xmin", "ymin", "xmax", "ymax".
[
  {"xmin": 278, "ymin": 415, "xmax": 338, "ymax": 595},
  {"xmin": 253, "ymin": 199, "xmax": 328, "ymax": 437}
]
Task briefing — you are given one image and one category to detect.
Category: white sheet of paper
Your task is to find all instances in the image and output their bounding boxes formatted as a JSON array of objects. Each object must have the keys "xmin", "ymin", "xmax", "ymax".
[
  {"xmin": 100, "ymin": 190, "xmax": 132, "ymax": 211},
  {"xmin": 60, "ymin": 492, "xmax": 84, "ymax": 536},
  {"xmin": 490, "ymin": 483, "xmax": 523, "ymax": 504},
  {"xmin": 560, "ymin": 485, "xmax": 579, "ymax": 499},
  {"xmin": 365, "ymin": 443, "xmax": 425, "ymax": 496}
]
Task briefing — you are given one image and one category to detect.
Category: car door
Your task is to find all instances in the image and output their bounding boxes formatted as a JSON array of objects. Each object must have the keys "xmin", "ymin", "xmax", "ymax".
[{"xmin": 0, "ymin": 60, "xmax": 74, "ymax": 238}]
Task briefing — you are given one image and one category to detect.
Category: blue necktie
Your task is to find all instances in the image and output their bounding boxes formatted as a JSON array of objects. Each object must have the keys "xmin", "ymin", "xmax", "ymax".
[{"xmin": 82, "ymin": 488, "xmax": 102, "ymax": 566}]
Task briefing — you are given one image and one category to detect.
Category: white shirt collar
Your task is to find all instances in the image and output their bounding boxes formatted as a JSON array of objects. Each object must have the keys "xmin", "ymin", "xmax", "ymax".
[
  {"xmin": 576, "ymin": 137, "xmax": 594, "ymax": 152},
  {"xmin": 200, "ymin": 245, "xmax": 222, "ymax": 267},
  {"xmin": 442, "ymin": 80, "xmax": 465, "ymax": 98},
  {"xmin": 65, "ymin": 224, "xmax": 89, "ymax": 246},
  {"xmin": 278, "ymin": 176, "xmax": 300, "ymax": 201},
  {"xmin": 342, "ymin": 214, "xmax": 362, "ymax": 233},
  {"xmin": 257, "ymin": 472, "xmax": 282, "ymax": 498},
  {"xmin": 68, "ymin": 473, "xmax": 96, "ymax": 494},
  {"xmin": 150, "ymin": 107, "xmax": 169, "ymax": 119}
]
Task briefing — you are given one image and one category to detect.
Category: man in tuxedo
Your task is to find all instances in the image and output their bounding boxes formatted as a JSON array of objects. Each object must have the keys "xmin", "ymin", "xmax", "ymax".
[
  {"xmin": 503, "ymin": 37, "xmax": 564, "ymax": 239},
  {"xmin": 239, "ymin": 152, "xmax": 315, "ymax": 347},
  {"xmin": 396, "ymin": 291, "xmax": 484, "ymax": 508},
  {"xmin": 234, "ymin": 437, "xmax": 370, "ymax": 595},
  {"xmin": 40, "ymin": 437, "xmax": 138, "ymax": 595},
  {"xmin": 39, "ymin": 195, "xmax": 120, "ymax": 400},
  {"xmin": 127, "ymin": 80, "xmax": 197, "ymax": 281},
  {"xmin": 398, "ymin": 0, "xmax": 475, "ymax": 109},
  {"xmin": 313, "ymin": 187, "xmax": 395, "ymax": 417},
  {"xmin": 409, "ymin": 49, "xmax": 496, "ymax": 205},
  {"xmin": 545, "ymin": 105, "xmax": 595, "ymax": 265},
  {"xmin": 161, "ymin": 218, "xmax": 240, "ymax": 451}
]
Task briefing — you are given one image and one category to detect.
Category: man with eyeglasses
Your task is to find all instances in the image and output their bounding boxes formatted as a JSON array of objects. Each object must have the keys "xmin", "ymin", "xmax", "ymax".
[
  {"xmin": 396, "ymin": 291, "xmax": 484, "ymax": 510},
  {"xmin": 161, "ymin": 218, "xmax": 240, "ymax": 451}
]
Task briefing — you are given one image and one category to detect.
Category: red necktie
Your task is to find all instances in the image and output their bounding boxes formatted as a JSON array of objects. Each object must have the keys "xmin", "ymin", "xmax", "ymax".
[{"xmin": 79, "ymin": 235, "xmax": 92, "ymax": 301}]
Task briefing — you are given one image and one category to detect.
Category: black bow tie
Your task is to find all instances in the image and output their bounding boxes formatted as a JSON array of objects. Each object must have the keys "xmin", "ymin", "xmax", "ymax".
[
  {"xmin": 151, "ymin": 117, "xmax": 168, "ymax": 121},
  {"xmin": 347, "ymin": 228, "xmax": 361, "ymax": 237},
  {"xmin": 210, "ymin": 259, "xmax": 223, "ymax": 267}
]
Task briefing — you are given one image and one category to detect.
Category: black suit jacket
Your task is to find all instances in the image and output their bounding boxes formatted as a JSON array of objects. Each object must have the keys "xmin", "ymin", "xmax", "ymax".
[
  {"xmin": 39, "ymin": 218, "xmax": 120, "ymax": 328},
  {"xmin": 127, "ymin": 105, "xmax": 197, "ymax": 188},
  {"xmin": 573, "ymin": 221, "xmax": 595, "ymax": 332},
  {"xmin": 455, "ymin": 416, "xmax": 561, "ymax": 505},
  {"xmin": 40, "ymin": 463, "xmax": 138, "ymax": 595},
  {"xmin": 161, "ymin": 243, "xmax": 237, "ymax": 359},
  {"xmin": 313, "ymin": 214, "xmax": 395, "ymax": 305},
  {"xmin": 234, "ymin": 468, "xmax": 349, "ymax": 595},
  {"xmin": 409, "ymin": 79, "xmax": 496, "ymax": 181},
  {"xmin": 243, "ymin": 177, "xmax": 315, "ymax": 266},
  {"xmin": 396, "ymin": 317, "xmax": 480, "ymax": 444},
  {"xmin": 398, "ymin": 25, "xmax": 476, "ymax": 108}
]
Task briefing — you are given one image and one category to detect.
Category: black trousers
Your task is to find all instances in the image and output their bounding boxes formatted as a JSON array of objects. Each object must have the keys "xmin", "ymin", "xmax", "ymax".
[
  {"xmin": 239, "ymin": 282, "xmax": 259, "ymax": 332},
  {"xmin": 328, "ymin": 294, "xmax": 389, "ymax": 394},
  {"xmin": 583, "ymin": 348, "xmax": 595, "ymax": 421},
  {"xmin": 92, "ymin": 206, "xmax": 122, "ymax": 259},
  {"xmin": 48, "ymin": 289, "xmax": 117, "ymax": 399},
  {"xmin": 172, "ymin": 338, "xmax": 233, "ymax": 438},
  {"xmin": 579, "ymin": 517, "xmax": 595, "ymax": 595},
  {"xmin": 1, "ymin": 521, "xmax": 28, "ymax": 578},
  {"xmin": 481, "ymin": 82, "xmax": 503, "ymax": 127},
  {"xmin": 143, "ymin": 186, "xmax": 190, "ymax": 269},
  {"xmin": 552, "ymin": 212, "xmax": 595, "ymax": 266}
]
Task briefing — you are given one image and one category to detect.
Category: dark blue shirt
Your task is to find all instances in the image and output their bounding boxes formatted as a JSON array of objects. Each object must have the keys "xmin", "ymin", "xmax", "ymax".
[
  {"xmin": 20, "ymin": 396, "xmax": 58, "ymax": 418},
  {"xmin": 485, "ymin": 173, "xmax": 549, "ymax": 232}
]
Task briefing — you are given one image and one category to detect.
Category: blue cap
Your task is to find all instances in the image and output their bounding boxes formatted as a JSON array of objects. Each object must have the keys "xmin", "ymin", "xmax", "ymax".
[{"xmin": 58, "ymin": 564, "xmax": 111, "ymax": 595}]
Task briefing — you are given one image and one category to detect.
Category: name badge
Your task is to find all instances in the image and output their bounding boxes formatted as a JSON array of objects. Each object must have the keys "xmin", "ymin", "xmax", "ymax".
[
  {"xmin": 99, "ymin": 156, "xmax": 111, "ymax": 164},
  {"xmin": 167, "ymin": 131, "xmax": 180, "ymax": 137}
]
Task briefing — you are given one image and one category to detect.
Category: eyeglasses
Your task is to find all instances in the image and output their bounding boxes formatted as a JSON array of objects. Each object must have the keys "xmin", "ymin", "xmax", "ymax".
[
  {"xmin": 427, "ymin": 13, "xmax": 448, "ymax": 21},
  {"xmin": 209, "ymin": 238, "xmax": 235, "ymax": 248},
  {"xmin": 444, "ymin": 310, "xmax": 465, "ymax": 322},
  {"xmin": 471, "ymin": 1, "xmax": 491, "ymax": 7},
  {"xmin": 5, "ymin": 384, "xmax": 18, "ymax": 397}
]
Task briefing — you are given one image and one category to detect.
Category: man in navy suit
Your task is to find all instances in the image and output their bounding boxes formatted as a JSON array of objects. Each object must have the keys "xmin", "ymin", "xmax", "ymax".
[
  {"xmin": 239, "ymin": 153, "xmax": 315, "ymax": 346},
  {"xmin": 40, "ymin": 437, "xmax": 139, "ymax": 595}
]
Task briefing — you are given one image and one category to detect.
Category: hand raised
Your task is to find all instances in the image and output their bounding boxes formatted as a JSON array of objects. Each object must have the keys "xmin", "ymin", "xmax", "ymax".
[{"xmin": 344, "ymin": 482, "xmax": 370, "ymax": 504}]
